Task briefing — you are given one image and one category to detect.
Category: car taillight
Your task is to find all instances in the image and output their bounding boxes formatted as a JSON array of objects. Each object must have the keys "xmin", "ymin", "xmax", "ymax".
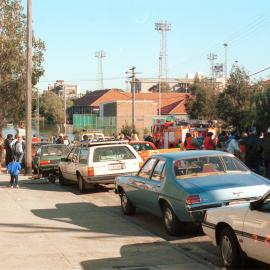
[
  {"xmin": 186, "ymin": 195, "xmax": 201, "ymax": 205},
  {"xmin": 40, "ymin": 160, "xmax": 50, "ymax": 166},
  {"xmin": 88, "ymin": 167, "xmax": 95, "ymax": 177}
]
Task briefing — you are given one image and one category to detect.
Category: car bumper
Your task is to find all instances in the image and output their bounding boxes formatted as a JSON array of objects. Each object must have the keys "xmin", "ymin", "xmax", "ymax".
[
  {"xmin": 86, "ymin": 172, "xmax": 133, "ymax": 185},
  {"xmin": 39, "ymin": 165, "xmax": 59, "ymax": 172}
]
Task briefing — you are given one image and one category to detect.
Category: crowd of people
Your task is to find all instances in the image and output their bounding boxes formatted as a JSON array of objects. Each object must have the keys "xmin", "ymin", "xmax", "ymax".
[{"xmin": 183, "ymin": 127, "xmax": 270, "ymax": 178}]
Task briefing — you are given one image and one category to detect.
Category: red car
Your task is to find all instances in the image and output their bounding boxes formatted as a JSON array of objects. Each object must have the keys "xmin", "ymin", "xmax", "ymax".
[{"xmin": 129, "ymin": 141, "xmax": 157, "ymax": 152}]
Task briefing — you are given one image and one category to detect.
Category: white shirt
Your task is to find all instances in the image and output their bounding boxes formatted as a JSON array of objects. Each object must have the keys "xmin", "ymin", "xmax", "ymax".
[{"xmin": 227, "ymin": 139, "xmax": 240, "ymax": 154}]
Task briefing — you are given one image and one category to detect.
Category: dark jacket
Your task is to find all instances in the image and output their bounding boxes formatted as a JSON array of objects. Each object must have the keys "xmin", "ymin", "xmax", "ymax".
[
  {"xmin": 4, "ymin": 139, "xmax": 13, "ymax": 164},
  {"xmin": 262, "ymin": 135, "xmax": 270, "ymax": 160},
  {"xmin": 242, "ymin": 134, "xmax": 262, "ymax": 161}
]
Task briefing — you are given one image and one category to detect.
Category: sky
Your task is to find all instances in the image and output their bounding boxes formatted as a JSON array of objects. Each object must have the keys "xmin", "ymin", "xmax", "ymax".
[{"xmin": 22, "ymin": 0, "xmax": 270, "ymax": 93}]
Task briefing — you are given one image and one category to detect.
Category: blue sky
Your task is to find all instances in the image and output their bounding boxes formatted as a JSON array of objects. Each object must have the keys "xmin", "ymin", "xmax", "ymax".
[{"xmin": 22, "ymin": 0, "xmax": 270, "ymax": 93}]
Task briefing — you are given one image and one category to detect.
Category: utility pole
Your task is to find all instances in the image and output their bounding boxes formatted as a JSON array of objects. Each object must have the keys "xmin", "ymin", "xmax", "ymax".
[
  {"xmin": 36, "ymin": 89, "xmax": 39, "ymax": 138},
  {"xmin": 25, "ymin": 0, "xmax": 32, "ymax": 175},
  {"xmin": 63, "ymin": 85, "xmax": 66, "ymax": 135},
  {"xmin": 126, "ymin": 66, "xmax": 140, "ymax": 132},
  {"xmin": 155, "ymin": 20, "xmax": 171, "ymax": 116},
  {"xmin": 95, "ymin": 50, "xmax": 106, "ymax": 90}
]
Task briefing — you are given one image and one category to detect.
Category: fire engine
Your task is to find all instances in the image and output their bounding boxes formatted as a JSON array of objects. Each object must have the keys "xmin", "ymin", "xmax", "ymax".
[{"xmin": 152, "ymin": 119, "xmax": 218, "ymax": 149}]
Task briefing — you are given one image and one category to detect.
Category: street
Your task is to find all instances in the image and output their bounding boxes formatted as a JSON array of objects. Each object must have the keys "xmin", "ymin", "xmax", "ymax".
[{"xmin": 0, "ymin": 174, "xmax": 268, "ymax": 270}]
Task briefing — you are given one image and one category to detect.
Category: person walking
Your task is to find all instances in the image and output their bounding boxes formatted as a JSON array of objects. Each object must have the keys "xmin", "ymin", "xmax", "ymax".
[
  {"xmin": 4, "ymin": 134, "xmax": 13, "ymax": 167},
  {"xmin": 56, "ymin": 133, "xmax": 64, "ymax": 144},
  {"xmin": 241, "ymin": 127, "xmax": 262, "ymax": 174},
  {"xmin": 262, "ymin": 127, "xmax": 270, "ymax": 178},
  {"xmin": 7, "ymin": 156, "xmax": 21, "ymax": 188},
  {"xmin": 13, "ymin": 135, "xmax": 24, "ymax": 164},
  {"xmin": 204, "ymin": 132, "xmax": 216, "ymax": 150}
]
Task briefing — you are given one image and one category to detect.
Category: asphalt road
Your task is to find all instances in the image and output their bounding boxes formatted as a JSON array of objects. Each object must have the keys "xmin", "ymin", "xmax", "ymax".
[{"xmin": 62, "ymin": 182, "xmax": 270, "ymax": 270}]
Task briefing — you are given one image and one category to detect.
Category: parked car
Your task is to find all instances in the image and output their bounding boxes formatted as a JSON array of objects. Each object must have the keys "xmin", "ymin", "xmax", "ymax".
[
  {"xmin": 202, "ymin": 190, "xmax": 270, "ymax": 268},
  {"xmin": 129, "ymin": 141, "xmax": 157, "ymax": 151},
  {"xmin": 58, "ymin": 141, "xmax": 142, "ymax": 193},
  {"xmin": 33, "ymin": 144, "xmax": 70, "ymax": 176},
  {"xmin": 115, "ymin": 150, "xmax": 270, "ymax": 235}
]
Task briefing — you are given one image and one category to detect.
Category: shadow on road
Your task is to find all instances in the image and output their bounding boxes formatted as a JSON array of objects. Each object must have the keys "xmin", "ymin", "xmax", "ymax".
[{"xmin": 80, "ymin": 242, "xmax": 206, "ymax": 270}]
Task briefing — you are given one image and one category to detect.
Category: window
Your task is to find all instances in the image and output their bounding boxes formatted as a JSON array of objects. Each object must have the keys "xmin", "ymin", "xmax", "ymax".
[
  {"xmin": 138, "ymin": 158, "xmax": 157, "ymax": 178},
  {"xmin": 151, "ymin": 160, "xmax": 166, "ymax": 181},
  {"xmin": 79, "ymin": 148, "xmax": 89, "ymax": 164},
  {"xmin": 42, "ymin": 145, "xmax": 69, "ymax": 157},
  {"xmin": 222, "ymin": 156, "xmax": 248, "ymax": 172},
  {"xmin": 67, "ymin": 148, "xmax": 79, "ymax": 162},
  {"xmin": 93, "ymin": 146, "xmax": 136, "ymax": 162},
  {"xmin": 173, "ymin": 156, "xmax": 225, "ymax": 179}
]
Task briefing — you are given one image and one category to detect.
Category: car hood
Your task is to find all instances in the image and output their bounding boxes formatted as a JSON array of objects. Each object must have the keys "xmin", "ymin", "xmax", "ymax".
[{"xmin": 178, "ymin": 172, "xmax": 270, "ymax": 202}]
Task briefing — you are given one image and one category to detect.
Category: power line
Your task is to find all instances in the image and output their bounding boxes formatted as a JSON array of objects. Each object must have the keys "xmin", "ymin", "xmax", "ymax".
[{"xmin": 249, "ymin": 66, "xmax": 270, "ymax": 77}]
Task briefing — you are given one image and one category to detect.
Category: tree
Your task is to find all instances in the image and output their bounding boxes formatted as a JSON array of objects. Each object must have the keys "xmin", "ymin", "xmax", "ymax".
[
  {"xmin": 0, "ymin": 0, "xmax": 45, "ymax": 130},
  {"xmin": 39, "ymin": 91, "xmax": 73, "ymax": 124},
  {"xmin": 184, "ymin": 79, "xmax": 217, "ymax": 120},
  {"xmin": 216, "ymin": 67, "xmax": 254, "ymax": 131},
  {"xmin": 148, "ymin": 82, "xmax": 171, "ymax": 93}
]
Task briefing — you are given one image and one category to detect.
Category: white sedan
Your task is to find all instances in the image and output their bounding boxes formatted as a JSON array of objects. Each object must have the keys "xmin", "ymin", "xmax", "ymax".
[{"xmin": 202, "ymin": 190, "xmax": 270, "ymax": 268}]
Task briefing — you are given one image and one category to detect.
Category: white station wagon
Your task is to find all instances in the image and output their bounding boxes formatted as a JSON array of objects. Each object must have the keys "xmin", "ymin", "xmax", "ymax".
[
  {"xmin": 58, "ymin": 141, "xmax": 142, "ymax": 192},
  {"xmin": 202, "ymin": 190, "xmax": 270, "ymax": 268}
]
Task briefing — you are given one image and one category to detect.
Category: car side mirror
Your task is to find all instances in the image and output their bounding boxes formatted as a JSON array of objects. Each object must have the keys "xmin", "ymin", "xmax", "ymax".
[{"xmin": 249, "ymin": 200, "xmax": 263, "ymax": 211}]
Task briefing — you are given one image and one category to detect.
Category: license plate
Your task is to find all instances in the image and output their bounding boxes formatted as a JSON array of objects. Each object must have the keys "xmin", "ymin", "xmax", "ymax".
[{"xmin": 109, "ymin": 163, "xmax": 124, "ymax": 170}]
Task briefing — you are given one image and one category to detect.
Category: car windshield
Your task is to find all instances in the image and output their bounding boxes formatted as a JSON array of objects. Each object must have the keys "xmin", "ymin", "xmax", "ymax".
[
  {"xmin": 131, "ymin": 143, "xmax": 153, "ymax": 151},
  {"xmin": 93, "ymin": 146, "xmax": 136, "ymax": 162},
  {"xmin": 174, "ymin": 155, "xmax": 248, "ymax": 179},
  {"xmin": 42, "ymin": 145, "xmax": 69, "ymax": 156}
]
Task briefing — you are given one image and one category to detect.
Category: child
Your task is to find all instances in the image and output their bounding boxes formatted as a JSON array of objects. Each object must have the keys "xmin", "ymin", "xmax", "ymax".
[{"xmin": 7, "ymin": 156, "xmax": 21, "ymax": 188}]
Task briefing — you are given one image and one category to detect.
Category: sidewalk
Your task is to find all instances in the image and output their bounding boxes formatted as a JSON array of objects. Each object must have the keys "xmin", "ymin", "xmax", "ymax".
[{"xmin": 0, "ymin": 173, "xmax": 215, "ymax": 270}]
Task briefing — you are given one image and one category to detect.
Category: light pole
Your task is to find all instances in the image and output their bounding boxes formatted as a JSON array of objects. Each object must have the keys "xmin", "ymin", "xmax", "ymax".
[
  {"xmin": 36, "ymin": 89, "xmax": 39, "ymax": 138},
  {"xmin": 155, "ymin": 20, "xmax": 171, "ymax": 116},
  {"xmin": 95, "ymin": 50, "xmax": 106, "ymax": 90},
  {"xmin": 224, "ymin": 43, "xmax": 228, "ymax": 84},
  {"xmin": 63, "ymin": 85, "xmax": 66, "ymax": 135}
]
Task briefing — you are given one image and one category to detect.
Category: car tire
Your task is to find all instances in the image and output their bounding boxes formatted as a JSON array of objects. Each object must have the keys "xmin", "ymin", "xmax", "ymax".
[
  {"xmin": 59, "ymin": 170, "xmax": 68, "ymax": 186},
  {"xmin": 120, "ymin": 191, "xmax": 136, "ymax": 216},
  {"xmin": 78, "ymin": 174, "xmax": 86, "ymax": 193},
  {"xmin": 162, "ymin": 203, "xmax": 182, "ymax": 236},
  {"xmin": 219, "ymin": 227, "xmax": 243, "ymax": 269}
]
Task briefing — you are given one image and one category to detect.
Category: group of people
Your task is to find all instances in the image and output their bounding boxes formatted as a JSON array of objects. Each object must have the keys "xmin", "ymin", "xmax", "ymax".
[
  {"xmin": 0, "ymin": 134, "xmax": 25, "ymax": 188},
  {"xmin": 183, "ymin": 127, "xmax": 270, "ymax": 178},
  {"xmin": 52, "ymin": 133, "xmax": 70, "ymax": 145}
]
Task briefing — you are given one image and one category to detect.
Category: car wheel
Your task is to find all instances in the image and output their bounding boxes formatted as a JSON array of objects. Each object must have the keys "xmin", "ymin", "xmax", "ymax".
[
  {"xmin": 219, "ymin": 227, "xmax": 242, "ymax": 269},
  {"xmin": 59, "ymin": 170, "xmax": 68, "ymax": 186},
  {"xmin": 78, "ymin": 174, "xmax": 86, "ymax": 193},
  {"xmin": 120, "ymin": 191, "xmax": 136, "ymax": 215},
  {"xmin": 162, "ymin": 203, "xmax": 182, "ymax": 236}
]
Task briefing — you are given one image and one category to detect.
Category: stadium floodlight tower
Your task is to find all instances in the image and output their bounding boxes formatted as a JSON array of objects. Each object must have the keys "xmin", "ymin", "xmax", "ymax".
[
  {"xmin": 207, "ymin": 53, "xmax": 217, "ymax": 79},
  {"xmin": 95, "ymin": 50, "xmax": 106, "ymax": 90},
  {"xmin": 155, "ymin": 20, "xmax": 171, "ymax": 116}
]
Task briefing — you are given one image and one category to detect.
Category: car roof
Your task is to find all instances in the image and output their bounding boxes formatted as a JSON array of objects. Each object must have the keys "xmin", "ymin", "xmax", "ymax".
[
  {"xmin": 151, "ymin": 150, "xmax": 233, "ymax": 161},
  {"xmin": 41, "ymin": 144, "xmax": 67, "ymax": 148},
  {"xmin": 129, "ymin": 141, "xmax": 154, "ymax": 144}
]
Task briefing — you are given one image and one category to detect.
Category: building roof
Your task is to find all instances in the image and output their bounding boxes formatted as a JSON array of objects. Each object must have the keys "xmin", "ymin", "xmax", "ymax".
[
  {"xmin": 74, "ymin": 89, "xmax": 189, "ymax": 115},
  {"xmin": 74, "ymin": 89, "xmax": 130, "ymax": 107}
]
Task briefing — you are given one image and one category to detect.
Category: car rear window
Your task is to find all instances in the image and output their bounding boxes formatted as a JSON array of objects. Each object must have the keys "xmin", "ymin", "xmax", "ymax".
[
  {"xmin": 42, "ymin": 145, "xmax": 69, "ymax": 156},
  {"xmin": 174, "ymin": 155, "xmax": 248, "ymax": 179},
  {"xmin": 93, "ymin": 146, "xmax": 136, "ymax": 162}
]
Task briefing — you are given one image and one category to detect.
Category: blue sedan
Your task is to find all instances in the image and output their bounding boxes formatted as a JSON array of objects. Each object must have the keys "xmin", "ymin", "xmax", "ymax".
[{"xmin": 115, "ymin": 150, "xmax": 270, "ymax": 235}]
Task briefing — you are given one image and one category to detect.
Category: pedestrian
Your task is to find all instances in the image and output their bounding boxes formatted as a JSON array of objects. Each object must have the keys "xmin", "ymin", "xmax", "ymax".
[
  {"xmin": 203, "ymin": 132, "xmax": 216, "ymax": 150},
  {"xmin": 13, "ymin": 135, "xmax": 24, "ymax": 164},
  {"xmin": 56, "ymin": 133, "xmax": 64, "ymax": 144},
  {"xmin": 144, "ymin": 133, "xmax": 154, "ymax": 144},
  {"xmin": 241, "ymin": 127, "xmax": 262, "ymax": 174},
  {"xmin": 63, "ymin": 135, "xmax": 70, "ymax": 145},
  {"xmin": 0, "ymin": 135, "xmax": 4, "ymax": 172},
  {"xmin": 184, "ymin": 133, "xmax": 199, "ymax": 150},
  {"xmin": 7, "ymin": 156, "xmax": 21, "ymax": 188},
  {"xmin": 226, "ymin": 132, "xmax": 240, "ymax": 157},
  {"xmin": 239, "ymin": 132, "xmax": 248, "ymax": 162},
  {"xmin": 4, "ymin": 134, "xmax": 13, "ymax": 167},
  {"xmin": 131, "ymin": 133, "xmax": 139, "ymax": 141},
  {"xmin": 262, "ymin": 127, "xmax": 270, "ymax": 178},
  {"xmin": 217, "ymin": 131, "xmax": 227, "ymax": 151}
]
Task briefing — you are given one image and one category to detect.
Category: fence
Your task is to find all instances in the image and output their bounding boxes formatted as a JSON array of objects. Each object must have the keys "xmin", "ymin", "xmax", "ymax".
[{"xmin": 73, "ymin": 114, "xmax": 116, "ymax": 135}]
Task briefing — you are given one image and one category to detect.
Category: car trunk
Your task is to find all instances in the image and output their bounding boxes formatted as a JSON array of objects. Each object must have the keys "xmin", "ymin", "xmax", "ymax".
[{"xmin": 178, "ymin": 172, "xmax": 270, "ymax": 207}]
